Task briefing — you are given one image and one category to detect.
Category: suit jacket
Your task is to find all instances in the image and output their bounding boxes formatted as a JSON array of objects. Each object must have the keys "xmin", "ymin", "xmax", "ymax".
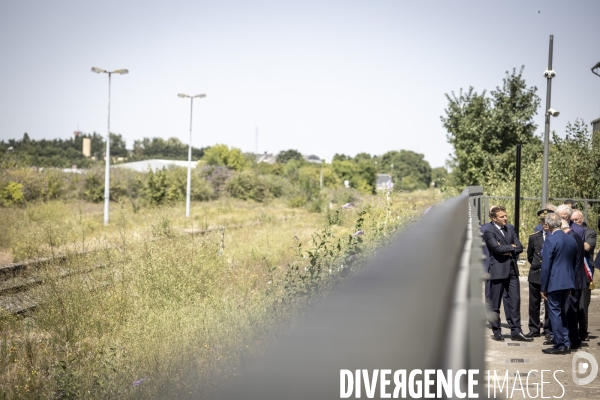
[
  {"xmin": 583, "ymin": 227, "xmax": 597, "ymax": 271},
  {"xmin": 483, "ymin": 222, "xmax": 523, "ymax": 280},
  {"xmin": 567, "ymin": 230, "xmax": 586, "ymax": 290},
  {"xmin": 569, "ymin": 220, "xmax": 586, "ymax": 242},
  {"xmin": 526, "ymin": 230, "xmax": 545, "ymax": 284},
  {"xmin": 541, "ymin": 230, "xmax": 577, "ymax": 293}
]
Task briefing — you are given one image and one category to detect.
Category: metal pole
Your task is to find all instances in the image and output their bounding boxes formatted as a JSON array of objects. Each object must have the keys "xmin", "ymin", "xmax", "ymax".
[
  {"xmin": 541, "ymin": 35, "xmax": 554, "ymax": 208},
  {"xmin": 319, "ymin": 166, "xmax": 323, "ymax": 189},
  {"xmin": 515, "ymin": 143, "xmax": 522, "ymax": 237},
  {"xmin": 186, "ymin": 97, "xmax": 194, "ymax": 218},
  {"xmin": 483, "ymin": 196, "xmax": 489, "ymax": 224},
  {"xmin": 104, "ymin": 72, "xmax": 112, "ymax": 226}
]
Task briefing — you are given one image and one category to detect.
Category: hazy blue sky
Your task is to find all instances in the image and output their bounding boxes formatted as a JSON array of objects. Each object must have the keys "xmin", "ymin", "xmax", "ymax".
[{"xmin": 1, "ymin": 0, "xmax": 599, "ymax": 168}]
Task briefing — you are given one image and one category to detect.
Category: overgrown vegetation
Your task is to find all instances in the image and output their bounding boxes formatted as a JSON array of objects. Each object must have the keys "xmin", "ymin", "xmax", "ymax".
[
  {"xmin": 0, "ymin": 191, "xmax": 439, "ymax": 398},
  {"xmin": 0, "ymin": 138, "xmax": 442, "ymax": 215}
]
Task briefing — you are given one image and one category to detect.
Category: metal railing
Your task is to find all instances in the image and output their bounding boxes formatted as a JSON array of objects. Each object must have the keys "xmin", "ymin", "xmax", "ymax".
[{"xmin": 216, "ymin": 187, "xmax": 487, "ymax": 399}]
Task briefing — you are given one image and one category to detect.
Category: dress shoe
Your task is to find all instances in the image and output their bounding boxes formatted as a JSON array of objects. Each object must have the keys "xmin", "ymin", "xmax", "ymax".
[
  {"xmin": 571, "ymin": 344, "xmax": 581, "ymax": 350},
  {"xmin": 492, "ymin": 332, "xmax": 505, "ymax": 342},
  {"xmin": 525, "ymin": 332, "xmax": 540, "ymax": 338},
  {"xmin": 581, "ymin": 334, "xmax": 590, "ymax": 342},
  {"xmin": 543, "ymin": 339, "xmax": 555, "ymax": 345},
  {"xmin": 542, "ymin": 347, "xmax": 569, "ymax": 355},
  {"xmin": 511, "ymin": 332, "xmax": 534, "ymax": 342}
]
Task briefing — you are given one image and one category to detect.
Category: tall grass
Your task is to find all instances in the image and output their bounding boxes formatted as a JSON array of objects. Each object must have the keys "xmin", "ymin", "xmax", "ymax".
[{"xmin": 0, "ymin": 190, "xmax": 439, "ymax": 398}]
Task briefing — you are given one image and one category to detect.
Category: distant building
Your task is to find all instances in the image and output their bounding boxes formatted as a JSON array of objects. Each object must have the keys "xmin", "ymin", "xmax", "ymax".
[
  {"xmin": 113, "ymin": 159, "xmax": 194, "ymax": 172},
  {"xmin": 304, "ymin": 155, "xmax": 322, "ymax": 164},
  {"xmin": 255, "ymin": 153, "xmax": 277, "ymax": 164},
  {"xmin": 82, "ymin": 137, "xmax": 91, "ymax": 157},
  {"xmin": 376, "ymin": 174, "xmax": 393, "ymax": 191},
  {"xmin": 592, "ymin": 117, "xmax": 600, "ymax": 135}
]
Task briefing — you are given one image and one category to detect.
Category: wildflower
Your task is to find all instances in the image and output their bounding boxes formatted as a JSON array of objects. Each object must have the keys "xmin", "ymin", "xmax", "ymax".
[
  {"xmin": 353, "ymin": 230, "xmax": 364, "ymax": 237},
  {"xmin": 342, "ymin": 203, "xmax": 355, "ymax": 209},
  {"xmin": 132, "ymin": 377, "xmax": 149, "ymax": 387}
]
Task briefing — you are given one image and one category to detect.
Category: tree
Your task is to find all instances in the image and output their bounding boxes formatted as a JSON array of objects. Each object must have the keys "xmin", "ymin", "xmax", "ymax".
[
  {"xmin": 380, "ymin": 150, "xmax": 432, "ymax": 190},
  {"xmin": 332, "ymin": 159, "xmax": 376, "ymax": 194},
  {"xmin": 130, "ymin": 137, "xmax": 206, "ymax": 161},
  {"xmin": 332, "ymin": 153, "xmax": 351, "ymax": 162},
  {"xmin": 202, "ymin": 144, "xmax": 247, "ymax": 171},
  {"xmin": 0, "ymin": 132, "xmax": 106, "ymax": 168},
  {"xmin": 441, "ymin": 67, "xmax": 540, "ymax": 187},
  {"xmin": 109, "ymin": 133, "xmax": 128, "ymax": 158},
  {"xmin": 431, "ymin": 167, "xmax": 449, "ymax": 188},
  {"xmin": 354, "ymin": 152, "xmax": 373, "ymax": 163},
  {"xmin": 548, "ymin": 119, "xmax": 600, "ymax": 199},
  {"xmin": 276, "ymin": 149, "xmax": 304, "ymax": 164}
]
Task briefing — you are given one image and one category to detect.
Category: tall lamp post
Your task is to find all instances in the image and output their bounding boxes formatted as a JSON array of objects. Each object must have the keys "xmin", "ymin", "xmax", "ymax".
[
  {"xmin": 91, "ymin": 67, "xmax": 128, "ymax": 225},
  {"xmin": 540, "ymin": 36, "xmax": 559, "ymax": 208},
  {"xmin": 178, "ymin": 93, "xmax": 207, "ymax": 218}
]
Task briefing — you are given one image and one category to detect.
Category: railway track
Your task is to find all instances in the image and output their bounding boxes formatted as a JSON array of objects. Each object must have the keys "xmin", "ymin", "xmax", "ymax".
[{"xmin": 0, "ymin": 220, "xmax": 268, "ymax": 315}]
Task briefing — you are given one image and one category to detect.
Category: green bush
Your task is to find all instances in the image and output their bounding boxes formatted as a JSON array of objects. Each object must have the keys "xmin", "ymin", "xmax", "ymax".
[
  {"xmin": 81, "ymin": 168, "xmax": 105, "ymax": 203},
  {"xmin": 0, "ymin": 182, "xmax": 25, "ymax": 207},
  {"xmin": 226, "ymin": 171, "xmax": 270, "ymax": 202},
  {"xmin": 0, "ymin": 168, "xmax": 77, "ymax": 203},
  {"xmin": 259, "ymin": 174, "xmax": 289, "ymax": 198},
  {"xmin": 144, "ymin": 168, "xmax": 169, "ymax": 206},
  {"xmin": 202, "ymin": 144, "xmax": 247, "ymax": 171}
]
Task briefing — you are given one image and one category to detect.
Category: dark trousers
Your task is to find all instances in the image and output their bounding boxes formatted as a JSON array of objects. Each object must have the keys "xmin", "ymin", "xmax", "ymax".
[
  {"xmin": 528, "ymin": 282, "xmax": 544, "ymax": 334},
  {"xmin": 486, "ymin": 280, "xmax": 514, "ymax": 327},
  {"xmin": 489, "ymin": 266, "xmax": 521, "ymax": 335},
  {"xmin": 547, "ymin": 290, "xmax": 570, "ymax": 348},
  {"xmin": 567, "ymin": 289, "xmax": 582, "ymax": 347},
  {"xmin": 578, "ymin": 287, "xmax": 591, "ymax": 339}
]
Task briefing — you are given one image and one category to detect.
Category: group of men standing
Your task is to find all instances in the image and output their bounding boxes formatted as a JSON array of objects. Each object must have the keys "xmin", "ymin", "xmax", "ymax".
[{"xmin": 483, "ymin": 201, "xmax": 597, "ymax": 355}]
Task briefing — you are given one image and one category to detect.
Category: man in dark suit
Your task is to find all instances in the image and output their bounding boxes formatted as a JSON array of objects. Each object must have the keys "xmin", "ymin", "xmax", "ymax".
[
  {"xmin": 483, "ymin": 206, "xmax": 530, "ymax": 342},
  {"xmin": 483, "ymin": 206, "xmax": 514, "ymax": 328},
  {"xmin": 541, "ymin": 213, "xmax": 578, "ymax": 354},
  {"xmin": 525, "ymin": 209, "xmax": 553, "ymax": 338},
  {"xmin": 572, "ymin": 209, "xmax": 597, "ymax": 341},
  {"xmin": 555, "ymin": 205, "xmax": 586, "ymax": 350}
]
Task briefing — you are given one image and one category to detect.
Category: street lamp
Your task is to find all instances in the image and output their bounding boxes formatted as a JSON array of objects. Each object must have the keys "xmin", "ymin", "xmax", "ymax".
[
  {"xmin": 540, "ymin": 35, "xmax": 557, "ymax": 208},
  {"xmin": 91, "ymin": 67, "xmax": 128, "ymax": 225},
  {"xmin": 592, "ymin": 62, "xmax": 600, "ymax": 168},
  {"xmin": 178, "ymin": 93, "xmax": 207, "ymax": 218},
  {"xmin": 592, "ymin": 61, "xmax": 600, "ymax": 78}
]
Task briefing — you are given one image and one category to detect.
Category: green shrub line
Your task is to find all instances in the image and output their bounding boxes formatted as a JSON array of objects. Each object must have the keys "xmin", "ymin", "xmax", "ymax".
[{"xmin": 0, "ymin": 190, "xmax": 438, "ymax": 398}]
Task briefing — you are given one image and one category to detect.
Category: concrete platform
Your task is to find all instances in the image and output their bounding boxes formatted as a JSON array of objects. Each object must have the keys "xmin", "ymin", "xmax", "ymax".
[{"xmin": 485, "ymin": 277, "xmax": 600, "ymax": 399}]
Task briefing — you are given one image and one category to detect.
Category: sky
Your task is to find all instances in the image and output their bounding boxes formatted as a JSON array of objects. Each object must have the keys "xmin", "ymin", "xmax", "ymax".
[{"xmin": 1, "ymin": 0, "xmax": 599, "ymax": 168}]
